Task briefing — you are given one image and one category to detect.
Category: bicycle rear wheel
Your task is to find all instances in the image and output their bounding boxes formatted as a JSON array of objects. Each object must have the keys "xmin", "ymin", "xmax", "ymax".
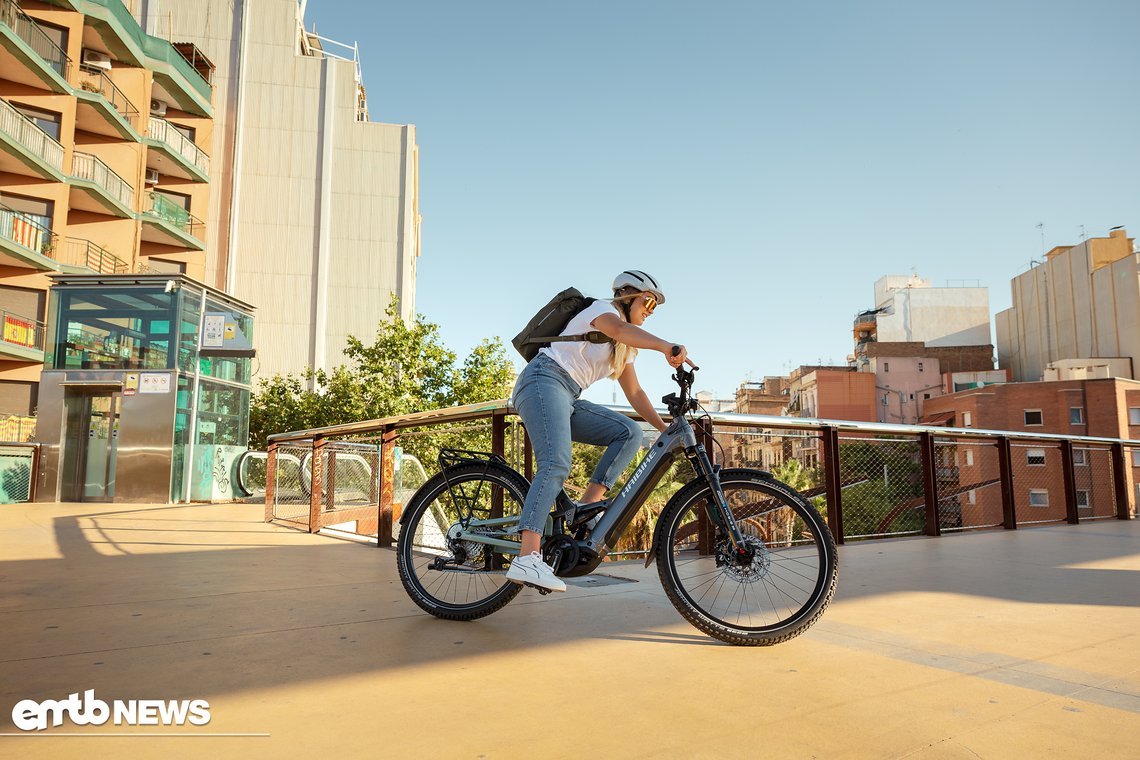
[
  {"xmin": 396, "ymin": 462, "xmax": 528, "ymax": 620},
  {"xmin": 655, "ymin": 469, "xmax": 837, "ymax": 646}
]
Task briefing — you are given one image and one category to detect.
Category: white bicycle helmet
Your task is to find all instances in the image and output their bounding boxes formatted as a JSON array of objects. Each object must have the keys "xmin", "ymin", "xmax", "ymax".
[{"xmin": 612, "ymin": 270, "xmax": 666, "ymax": 304}]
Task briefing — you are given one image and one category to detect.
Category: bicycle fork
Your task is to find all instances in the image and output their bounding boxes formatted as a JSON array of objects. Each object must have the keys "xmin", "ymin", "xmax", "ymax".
[{"xmin": 685, "ymin": 444, "xmax": 748, "ymax": 551}]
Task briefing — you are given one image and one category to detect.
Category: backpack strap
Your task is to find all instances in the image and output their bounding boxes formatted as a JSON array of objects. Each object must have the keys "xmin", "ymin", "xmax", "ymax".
[{"xmin": 529, "ymin": 331, "xmax": 612, "ymax": 345}]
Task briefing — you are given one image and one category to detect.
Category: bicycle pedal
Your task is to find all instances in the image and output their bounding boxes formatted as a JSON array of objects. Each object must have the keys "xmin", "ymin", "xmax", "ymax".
[{"xmin": 524, "ymin": 583, "xmax": 552, "ymax": 596}]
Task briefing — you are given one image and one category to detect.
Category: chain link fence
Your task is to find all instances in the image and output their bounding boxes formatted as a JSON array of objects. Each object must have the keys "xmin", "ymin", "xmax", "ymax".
[
  {"xmin": 1074, "ymin": 445, "xmax": 1116, "ymax": 520},
  {"xmin": 1011, "ymin": 442, "xmax": 1066, "ymax": 525},
  {"xmin": 0, "ymin": 444, "xmax": 35, "ymax": 503},
  {"xmin": 837, "ymin": 435, "xmax": 925, "ymax": 539},
  {"xmin": 935, "ymin": 439, "xmax": 1004, "ymax": 532},
  {"xmin": 270, "ymin": 443, "xmax": 311, "ymax": 522}
]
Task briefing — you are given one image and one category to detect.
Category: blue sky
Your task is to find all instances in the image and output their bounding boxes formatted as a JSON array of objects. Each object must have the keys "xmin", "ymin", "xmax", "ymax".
[{"xmin": 310, "ymin": 0, "xmax": 1140, "ymax": 405}]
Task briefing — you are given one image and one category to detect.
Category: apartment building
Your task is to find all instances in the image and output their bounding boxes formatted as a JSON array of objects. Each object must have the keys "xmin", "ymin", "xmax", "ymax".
[
  {"xmin": 152, "ymin": 0, "xmax": 421, "ymax": 379},
  {"xmin": 1, "ymin": 0, "xmax": 215, "ymax": 435},
  {"xmin": 920, "ymin": 378, "xmax": 1140, "ymax": 524},
  {"xmin": 786, "ymin": 366, "xmax": 876, "ymax": 467},
  {"xmin": 996, "ymin": 228, "xmax": 1139, "ymax": 382},
  {"xmin": 851, "ymin": 274, "xmax": 994, "ymax": 424}
]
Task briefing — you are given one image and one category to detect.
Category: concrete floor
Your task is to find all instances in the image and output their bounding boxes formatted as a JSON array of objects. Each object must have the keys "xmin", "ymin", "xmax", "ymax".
[{"xmin": 0, "ymin": 501, "xmax": 1137, "ymax": 759}]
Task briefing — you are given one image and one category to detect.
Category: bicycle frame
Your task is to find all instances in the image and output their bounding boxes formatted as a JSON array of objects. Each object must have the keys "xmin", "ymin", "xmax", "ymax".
[{"xmin": 447, "ymin": 406, "xmax": 748, "ymax": 577}]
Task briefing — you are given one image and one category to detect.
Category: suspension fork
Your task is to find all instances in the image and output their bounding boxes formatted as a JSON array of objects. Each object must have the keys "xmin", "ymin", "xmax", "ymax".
[{"xmin": 685, "ymin": 445, "xmax": 747, "ymax": 549}]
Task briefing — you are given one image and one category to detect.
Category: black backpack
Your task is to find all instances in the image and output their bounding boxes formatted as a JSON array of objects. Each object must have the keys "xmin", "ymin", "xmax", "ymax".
[{"xmin": 512, "ymin": 287, "xmax": 614, "ymax": 362}]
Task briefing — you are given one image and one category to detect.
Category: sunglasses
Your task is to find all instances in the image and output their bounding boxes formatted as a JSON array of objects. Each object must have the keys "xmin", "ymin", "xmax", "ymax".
[{"xmin": 642, "ymin": 293, "xmax": 657, "ymax": 314}]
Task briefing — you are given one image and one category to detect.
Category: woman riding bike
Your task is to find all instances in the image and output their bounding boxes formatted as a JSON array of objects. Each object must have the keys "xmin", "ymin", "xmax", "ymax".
[{"xmin": 507, "ymin": 270, "xmax": 690, "ymax": 592}]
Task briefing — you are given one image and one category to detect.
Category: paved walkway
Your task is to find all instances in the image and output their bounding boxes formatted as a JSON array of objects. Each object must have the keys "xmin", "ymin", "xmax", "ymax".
[{"xmin": 0, "ymin": 501, "xmax": 1137, "ymax": 758}]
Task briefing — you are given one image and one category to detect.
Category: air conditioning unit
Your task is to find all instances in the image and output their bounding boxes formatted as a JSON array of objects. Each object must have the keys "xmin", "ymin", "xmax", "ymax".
[
  {"xmin": 149, "ymin": 99, "xmax": 168, "ymax": 117},
  {"xmin": 81, "ymin": 49, "xmax": 112, "ymax": 70},
  {"xmin": 144, "ymin": 168, "xmax": 160, "ymax": 185}
]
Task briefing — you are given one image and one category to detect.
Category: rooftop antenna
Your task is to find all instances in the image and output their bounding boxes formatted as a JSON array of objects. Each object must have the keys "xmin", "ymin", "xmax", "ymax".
[
  {"xmin": 1080, "ymin": 224, "xmax": 1087, "ymax": 241},
  {"xmin": 1036, "ymin": 222, "xmax": 1045, "ymax": 255}
]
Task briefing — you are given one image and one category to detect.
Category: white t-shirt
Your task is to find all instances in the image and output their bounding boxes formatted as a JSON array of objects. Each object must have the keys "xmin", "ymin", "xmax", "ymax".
[{"xmin": 539, "ymin": 300, "xmax": 636, "ymax": 390}]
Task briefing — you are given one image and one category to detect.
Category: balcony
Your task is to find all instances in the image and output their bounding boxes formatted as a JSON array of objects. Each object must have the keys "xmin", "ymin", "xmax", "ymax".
[
  {"xmin": 140, "ymin": 190, "xmax": 205, "ymax": 250},
  {"xmin": 76, "ymin": 0, "xmax": 212, "ymax": 117},
  {"xmin": 70, "ymin": 150, "xmax": 135, "ymax": 216},
  {"xmin": 0, "ymin": 96, "xmax": 66, "ymax": 179},
  {"xmin": 0, "ymin": 203, "xmax": 60, "ymax": 270},
  {"xmin": 0, "ymin": 0, "xmax": 71, "ymax": 93},
  {"xmin": 74, "ymin": 63, "xmax": 142, "ymax": 140},
  {"xmin": 145, "ymin": 116, "xmax": 209, "ymax": 181},
  {"xmin": 61, "ymin": 236, "xmax": 130, "ymax": 274},
  {"xmin": 0, "ymin": 306, "xmax": 45, "ymax": 362}
]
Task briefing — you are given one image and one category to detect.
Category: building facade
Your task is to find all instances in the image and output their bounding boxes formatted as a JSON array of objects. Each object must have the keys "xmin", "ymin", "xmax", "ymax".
[
  {"xmin": 851, "ymin": 275, "xmax": 994, "ymax": 424},
  {"xmin": 154, "ymin": 0, "xmax": 421, "ymax": 379},
  {"xmin": 920, "ymin": 378, "xmax": 1140, "ymax": 524},
  {"xmin": 1, "ymin": 0, "xmax": 215, "ymax": 438},
  {"xmin": 996, "ymin": 228, "xmax": 1139, "ymax": 382}
]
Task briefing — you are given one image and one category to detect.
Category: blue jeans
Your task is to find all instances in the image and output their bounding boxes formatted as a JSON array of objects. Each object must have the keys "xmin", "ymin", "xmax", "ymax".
[{"xmin": 512, "ymin": 354, "xmax": 644, "ymax": 534}]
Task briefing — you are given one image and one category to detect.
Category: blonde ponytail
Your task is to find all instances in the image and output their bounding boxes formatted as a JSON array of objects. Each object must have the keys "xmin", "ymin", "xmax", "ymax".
[{"xmin": 609, "ymin": 298, "xmax": 638, "ymax": 378}]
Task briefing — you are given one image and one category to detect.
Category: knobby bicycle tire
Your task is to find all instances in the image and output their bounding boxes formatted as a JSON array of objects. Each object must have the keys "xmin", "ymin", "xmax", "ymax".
[
  {"xmin": 655, "ymin": 469, "xmax": 838, "ymax": 646},
  {"xmin": 396, "ymin": 462, "xmax": 529, "ymax": 620}
]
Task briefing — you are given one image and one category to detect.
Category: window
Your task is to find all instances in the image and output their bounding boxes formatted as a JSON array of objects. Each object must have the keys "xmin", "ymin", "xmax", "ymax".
[
  {"xmin": 918, "ymin": 362, "xmax": 924, "ymax": 372},
  {"xmin": 1026, "ymin": 448, "xmax": 1046, "ymax": 466},
  {"xmin": 1024, "ymin": 410, "xmax": 1043, "ymax": 426},
  {"xmin": 1076, "ymin": 490, "xmax": 1090, "ymax": 509},
  {"xmin": 883, "ymin": 362, "xmax": 889, "ymax": 372},
  {"xmin": 171, "ymin": 123, "xmax": 196, "ymax": 142},
  {"xmin": 962, "ymin": 411, "xmax": 972, "ymax": 427},
  {"xmin": 923, "ymin": 393, "xmax": 931, "ymax": 400},
  {"xmin": 964, "ymin": 449, "xmax": 974, "ymax": 466},
  {"xmin": 1133, "ymin": 450, "xmax": 1140, "ymax": 467},
  {"xmin": 51, "ymin": 287, "xmax": 177, "ymax": 370},
  {"xmin": 14, "ymin": 104, "xmax": 62, "ymax": 141},
  {"xmin": 1073, "ymin": 448, "xmax": 1087, "ymax": 466},
  {"xmin": 1028, "ymin": 489, "xmax": 1049, "ymax": 507},
  {"xmin": 2, "ymin": 193, "xmax": 54, "ymax": 232},
  {"xmin": 1129, "ymin": 407, "xmax": 1140, "ymax": 426},
  {"xmin": 155, "ymin": 189, "xmax": 191, "ymax": 211},
  {"xmin": 34, "ymin": 21, "xmax": 69, "ymax": 76},
  {"xmin": 1069, "ymin": 407, "xmax": 1084, "ymax": 425},
  {"xmin": 967, "ymin": 489, "xmax": 976, "ymax": 505}
]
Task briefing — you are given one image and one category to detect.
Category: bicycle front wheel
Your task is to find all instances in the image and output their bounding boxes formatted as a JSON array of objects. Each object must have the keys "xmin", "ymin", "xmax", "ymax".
[
  {"xmin": 655, "ymin": 469, "xmax": 838, "ymax": 646},
  {"xmin": 396, "ymin": 462, "xmax": 528, "ymax": 620}
]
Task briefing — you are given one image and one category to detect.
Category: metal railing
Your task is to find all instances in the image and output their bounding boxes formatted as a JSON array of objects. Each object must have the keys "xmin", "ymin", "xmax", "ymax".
[
  {"xmin": 72, "ymin": 151, "xmax": 136, "ymax": 209},
  {"xmin": 147, "ymin": 116, "xmax": 209, "ymax": 175},
  {"xmin": 0, "ymin": 442, "xmax": 39, "ymax": 502},
  {"xmin": 62, "ymin": 237, "xmax": 130, "ymax": 274},
  {"xmin": 0, "ymin": 96, "xmax": 65, "ymax": 171},
  {"xmin": 76, "ymin": 64, "xmax": 141, "ymax": 129},
  {"xmin": 0, "ymin": 0, "xmax": 70, "ymax": 79},
  {"xmin": 141, "ymin": 190, "xmax": 203, "ymax": 240},
  {"xmin": 265, "ymin": 400, "xmax": 1138, "ymax": 546},
  {"xmin": 1, "ymin": 307, "xmax": 45, "ymax": 351},
  {"xmin": 0, "ymin": 203, "xmax": 58, "ymax": 257}
]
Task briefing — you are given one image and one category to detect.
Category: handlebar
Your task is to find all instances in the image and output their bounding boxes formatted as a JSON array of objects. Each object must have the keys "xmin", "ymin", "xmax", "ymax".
[{"xmin": 662, "ymin": 359, "xmax": 699, "ymax": 419}]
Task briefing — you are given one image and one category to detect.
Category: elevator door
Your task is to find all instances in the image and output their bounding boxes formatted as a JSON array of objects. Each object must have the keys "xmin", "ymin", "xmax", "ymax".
[{"xmin": 61, "ymin": 391, "xmax": 120, "ymax": 501}]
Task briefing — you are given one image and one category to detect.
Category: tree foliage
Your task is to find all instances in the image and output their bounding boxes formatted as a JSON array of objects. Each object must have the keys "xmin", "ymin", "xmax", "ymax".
[{"xmin": 248, "ymin": 299, "xmax": 515, "ymax": 450}]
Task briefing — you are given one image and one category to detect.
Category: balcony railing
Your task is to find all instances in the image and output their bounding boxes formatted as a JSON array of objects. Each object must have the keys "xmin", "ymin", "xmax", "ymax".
[
  {"xmin": 0, "ymin": 0, "xmax": 71, "ymax": 79},
  {"xmin": 62, "ymin": 237, "xmax": 129, "ymax": 274},
  {"xmin": 142, "ymin": 190, "xmax": 204, "ymax": 240},
  {"xmin": 147, "ymin": 116, "xmax": 209, "ymax": 175},
  {"xmin": 76, "ymin": 64, "xmax": 140, "ymax": 129},
  {"xmin": 0, "ymin": 96, "xmax": 64, "ymax": 171},
  {"xmin": 72, "ymin": 151, "xmax": 135, "ymax": 209},
  {"xmin": 0, "ymin": 203, "xmax": 58, "ymax": 257},
  {"xmin": 1, "ymin": 307, "xmax": 45, "ymax": 352}
]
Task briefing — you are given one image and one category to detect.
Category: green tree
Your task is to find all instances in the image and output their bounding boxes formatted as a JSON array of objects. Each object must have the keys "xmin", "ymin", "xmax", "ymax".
[{"xmin": 248, "ymin": 299, "xmax": 515, "ymax": 452}]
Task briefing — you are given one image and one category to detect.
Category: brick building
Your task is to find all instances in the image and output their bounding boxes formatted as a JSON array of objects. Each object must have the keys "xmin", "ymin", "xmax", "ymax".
[{"xmin": 920, "ymin": 378, "xmax": 1140, "ymax": 524}]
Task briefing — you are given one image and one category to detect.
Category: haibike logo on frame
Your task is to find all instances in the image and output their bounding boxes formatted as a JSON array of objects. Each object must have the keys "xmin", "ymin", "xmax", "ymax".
[
  {"xmin": 11, "ymin": 690, "xmax": 211, "ymax": 731},
  {"xmin": 620, "ymin": 448, "xmax": 657, "ymax": 499}
]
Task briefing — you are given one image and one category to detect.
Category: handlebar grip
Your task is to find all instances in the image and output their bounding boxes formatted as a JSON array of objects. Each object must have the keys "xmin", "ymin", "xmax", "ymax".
[{"xmin": 671, "ymin": 345, "xmax": 681, "ymax": 357}]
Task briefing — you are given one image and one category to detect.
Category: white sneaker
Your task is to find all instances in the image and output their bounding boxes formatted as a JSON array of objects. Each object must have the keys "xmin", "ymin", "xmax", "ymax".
[{"xmin": 506, "ymin": 552, "xmax": 567, "ymax": 592}]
